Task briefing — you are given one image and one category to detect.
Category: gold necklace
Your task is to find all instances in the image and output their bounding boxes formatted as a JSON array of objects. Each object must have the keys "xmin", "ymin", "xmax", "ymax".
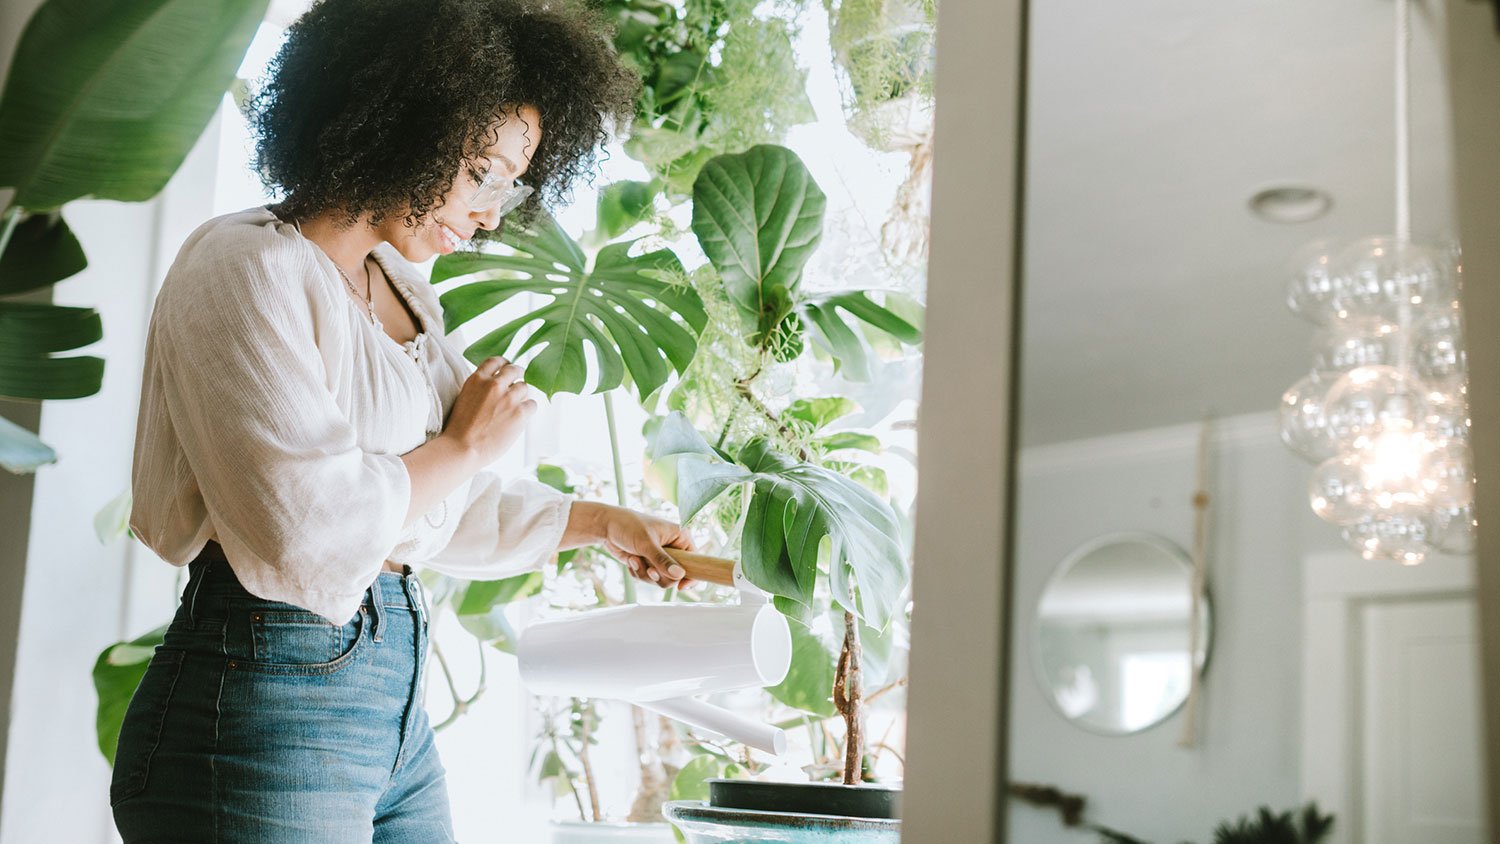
[{"xmin": 288, "ymin": 213, "xmax": 382, "ymax": 331}]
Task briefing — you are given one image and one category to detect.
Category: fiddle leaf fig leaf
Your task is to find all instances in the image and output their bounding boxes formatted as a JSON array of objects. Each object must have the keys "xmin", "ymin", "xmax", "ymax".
[
  {"xmin": 736, "ymin": 437, "xmax": 907, "ymax": 627},
  {"xmin": 434, "ymin": 213, "xmax": 706, "ymax": 401},
  {"xmin": 691, "ymin": 144, "xmax": 826, "ymax": 347}
]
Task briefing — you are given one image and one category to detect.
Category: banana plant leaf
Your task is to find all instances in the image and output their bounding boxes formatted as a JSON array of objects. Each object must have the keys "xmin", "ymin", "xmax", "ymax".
[
  {"xmin": 93, "ymin": 625, "xmax": 167, "ymax": 765},
  {"xmin": 433, "ymin": 213, "xmax": 705, "ymax": 402},
  {"xmin": 0, "ymin": 413, "xmax": 56, "ymax": 473},
  {"xmin": 0, "ymin": 211, "xmax": 86, "ymax": 295},
  {"xmin": 691, "ymin": 144, "xmax": 826, "ymax": 348},
  {"xmin": 0, "ymin": 301, "xmax": 103, "ymax": 399},
  {"xmin": 654, "ymin": 412, "xmax": 907, "ymax": 628},
  {"xmin": 0, "ymin": 0, "xmax": 269, "ymax": 210}
]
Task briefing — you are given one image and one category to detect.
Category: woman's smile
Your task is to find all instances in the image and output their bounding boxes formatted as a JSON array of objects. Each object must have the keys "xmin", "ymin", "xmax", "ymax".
[{"xmin": 433, "ymin": 220, "xmax": 471, "ymax": 253}]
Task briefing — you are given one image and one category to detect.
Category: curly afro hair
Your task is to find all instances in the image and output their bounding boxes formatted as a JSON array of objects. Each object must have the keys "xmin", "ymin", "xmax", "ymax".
[{"xmin": 248, "ymin": 0, "xmax": 639, "ymax": 245}]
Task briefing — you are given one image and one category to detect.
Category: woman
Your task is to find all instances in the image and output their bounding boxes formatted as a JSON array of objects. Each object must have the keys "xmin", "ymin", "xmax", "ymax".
[{"xmin": 114, "ymin": 1, "xmax": 688, "ymax": 840}]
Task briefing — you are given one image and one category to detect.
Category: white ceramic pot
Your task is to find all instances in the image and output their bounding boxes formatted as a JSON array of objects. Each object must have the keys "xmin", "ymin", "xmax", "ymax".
[{"xmin": 547, "ymin": 821, "xmax": 678, "ymax": 844}]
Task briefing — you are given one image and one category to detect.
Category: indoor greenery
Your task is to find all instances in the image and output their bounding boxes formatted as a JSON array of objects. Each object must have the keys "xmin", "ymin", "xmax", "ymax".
[
  {"xmin": 0, "ymin": 0, "xmax": 269, "ymax": 472},
  {"xmin": 424, "ymin": 140, "xmax": 920, "ymax": 824},
  {"xmin": 90, "ymin": 0, "xmax": 928, "ymax": 826}
]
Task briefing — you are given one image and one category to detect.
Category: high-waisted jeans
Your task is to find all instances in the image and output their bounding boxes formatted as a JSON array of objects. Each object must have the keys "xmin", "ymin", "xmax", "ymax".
[{"xmin": 110, "ymin": 554, "xmax": 456, "ymax": 843}]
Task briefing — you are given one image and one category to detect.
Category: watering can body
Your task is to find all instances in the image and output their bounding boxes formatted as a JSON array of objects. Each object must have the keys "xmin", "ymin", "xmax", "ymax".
[{"xmin": 516, "ymin": 552, "xmax": 793, "ymax": 754}]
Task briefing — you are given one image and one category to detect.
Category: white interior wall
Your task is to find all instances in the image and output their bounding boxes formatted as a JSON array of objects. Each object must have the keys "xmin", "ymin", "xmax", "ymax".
[{"xmin": 1006, "ymin": 413, "xmax": 1343, "ymax": 842}]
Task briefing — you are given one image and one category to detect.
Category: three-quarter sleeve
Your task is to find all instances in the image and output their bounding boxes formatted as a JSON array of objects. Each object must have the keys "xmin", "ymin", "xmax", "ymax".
[
  {"xmin": 156, "ymin": 237, "xmax": 411, "ymax": 624},
  {"xmin": 416, "ymin": 471, "xmax": 573, "ymax": 581}
]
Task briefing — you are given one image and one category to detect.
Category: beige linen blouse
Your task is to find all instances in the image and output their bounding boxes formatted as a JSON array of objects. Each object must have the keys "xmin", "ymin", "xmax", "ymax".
[{"xmin": 129, "ymin": 204, "xmax": 571, "ymax": 625}]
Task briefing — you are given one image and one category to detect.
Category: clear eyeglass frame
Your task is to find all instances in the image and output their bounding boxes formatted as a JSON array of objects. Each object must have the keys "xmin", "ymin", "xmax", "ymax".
[{"xmin": 469, "ymin": 165, "xmax": 533, "ymax": 216}]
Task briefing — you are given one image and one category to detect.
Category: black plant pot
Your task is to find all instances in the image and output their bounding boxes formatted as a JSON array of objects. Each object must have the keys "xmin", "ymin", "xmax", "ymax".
[{"xmin": 664, "ymin": 779, "xmax": 901, "ymax": 843}]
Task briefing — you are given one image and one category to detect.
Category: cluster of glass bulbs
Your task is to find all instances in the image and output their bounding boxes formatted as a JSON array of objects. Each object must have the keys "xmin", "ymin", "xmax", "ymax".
[{"xmin": 1280, "ymin": 236, "xmax": 1475, "ymax": 565}]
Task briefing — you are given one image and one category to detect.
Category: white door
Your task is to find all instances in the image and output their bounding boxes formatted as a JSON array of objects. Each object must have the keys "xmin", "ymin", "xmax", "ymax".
[
  {"xmin": 1302, "ymin": 551, "xmax": 1488, "ymax": 844},
  {"xmin": 1362, "ymin": 598, "xmax": 1486, "ymax": 844}
]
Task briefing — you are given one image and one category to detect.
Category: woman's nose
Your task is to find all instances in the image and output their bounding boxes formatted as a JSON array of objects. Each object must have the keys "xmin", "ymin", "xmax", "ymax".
[{"xmin": 471, "ymin": 204, "xmax": 502, "ymax": 232}]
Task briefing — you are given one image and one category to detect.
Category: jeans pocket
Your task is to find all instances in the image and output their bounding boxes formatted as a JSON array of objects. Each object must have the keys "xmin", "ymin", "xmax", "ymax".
[
  {"xmin": 226, "ymin": 601, "xmax": 366, "ymax": 675},
  {"xmin": 109, "ymin": 648, "xmax": 185, "ymax": 806}
]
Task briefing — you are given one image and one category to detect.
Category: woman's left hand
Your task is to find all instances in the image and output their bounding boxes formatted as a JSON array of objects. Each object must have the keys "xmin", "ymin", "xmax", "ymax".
[{"xmin": 595, "ymin": 505, "xmax": 698, "ymax": 589}]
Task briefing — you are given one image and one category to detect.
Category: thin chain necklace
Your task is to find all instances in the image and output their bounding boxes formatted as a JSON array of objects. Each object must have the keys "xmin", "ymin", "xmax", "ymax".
[{"xmin": 287, "ymin": 214, "xmax": 383, "ymax": 332}]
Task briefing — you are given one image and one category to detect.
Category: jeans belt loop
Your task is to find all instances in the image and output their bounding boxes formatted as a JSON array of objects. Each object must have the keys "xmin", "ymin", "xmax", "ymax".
[{"xmin": 368, "ymin": 574, "xmax": 385, "ymax": 643}]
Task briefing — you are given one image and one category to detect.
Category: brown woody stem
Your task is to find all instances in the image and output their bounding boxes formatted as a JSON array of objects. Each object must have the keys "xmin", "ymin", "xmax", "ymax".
[{"xmin": 832, "ymin": 610, "xmax": 864, "ymax": 785}]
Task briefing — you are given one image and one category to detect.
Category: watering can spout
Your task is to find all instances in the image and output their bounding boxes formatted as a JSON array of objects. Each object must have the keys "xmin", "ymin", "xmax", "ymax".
[
  {"xmin": 517, "ymin": 552, "xmax": 792, "ymax": 754},
  {"xmin": 638, "ymin": 696, "xmax": 787, "ymax": 756}
]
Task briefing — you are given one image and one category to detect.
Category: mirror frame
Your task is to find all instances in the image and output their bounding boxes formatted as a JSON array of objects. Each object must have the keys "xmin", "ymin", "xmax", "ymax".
[{"xmin": 1030, "ymin": 531, "xmax": 1213, "ymax": 737}]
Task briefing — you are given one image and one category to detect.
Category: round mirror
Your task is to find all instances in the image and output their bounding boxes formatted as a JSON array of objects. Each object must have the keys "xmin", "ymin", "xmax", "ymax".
[{"xmin": 1032, "ymin": 533, "xmax": 1211, "ymax": 735}]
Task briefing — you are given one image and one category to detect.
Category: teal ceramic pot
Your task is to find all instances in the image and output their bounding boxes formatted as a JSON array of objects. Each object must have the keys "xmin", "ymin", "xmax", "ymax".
[{"xmin": 663, "ymin": 801, "xmax": 901, "ymax": 843}]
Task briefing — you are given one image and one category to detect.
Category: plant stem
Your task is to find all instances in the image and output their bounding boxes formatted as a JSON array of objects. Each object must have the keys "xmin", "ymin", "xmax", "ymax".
[
  {"xmin": 0, "ymin": 206, "xmax": 22, "ymax": 266},
  {"xmin": 577, "ymin": 702, "xmax": 603, "ymax": 822},
  {"xmin": 832, "ymin": 610, "xmax": 864, "ymax": 785},
  {"xmin": 603, "ymin": 390, "xmax": 637, "ymax": 604},
  {"xmin": 430, "ymin": 636, "xmax": 488, "ymax": 732},
  {"xmin": 555, "ymin": 733, "xmax": 588, "ymax": 822}
]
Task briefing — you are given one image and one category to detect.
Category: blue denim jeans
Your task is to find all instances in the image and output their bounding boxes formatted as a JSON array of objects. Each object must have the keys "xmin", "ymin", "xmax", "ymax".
[{"xmin": 110, "ymin": 555, "xmax": 456, "ymax": 843}]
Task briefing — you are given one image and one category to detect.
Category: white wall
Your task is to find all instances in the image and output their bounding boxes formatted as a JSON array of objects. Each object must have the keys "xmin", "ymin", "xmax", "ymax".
[{"xmin": 1006, "ymin": 413, "xmax": 1343, "ymax": 843}]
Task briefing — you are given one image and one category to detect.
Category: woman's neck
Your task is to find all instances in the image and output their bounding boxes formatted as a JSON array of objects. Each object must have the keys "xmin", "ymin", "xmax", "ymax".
[{"xmin": 273, "ymin": 203, "xmax": 382, "ymax": 277}]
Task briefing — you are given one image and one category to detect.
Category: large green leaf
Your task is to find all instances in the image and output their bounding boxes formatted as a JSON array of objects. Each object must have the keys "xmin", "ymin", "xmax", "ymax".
[
  {"xmin": 454, "ymin": 572, "xmax": 544, "ymax": 643},
  {"xmin": 737, "ymin": 437, "xmax": 907, "ymax": 627},
  {"xmin": 650, "ymin": 413, "xmax": 907, "ymax": 625},
  {"xmin": 767, "ymin": 621, "xmax": 838, "ymax": 717},
  {"xmin": 691, "ymin": 145, "xmax": 826, "ymax": 346},
  {"xmin": 0, "ymin": 413, "xmax": 56, "ymax": 473},
  {"xmin": 0, "ymin": 211, "xmax": 86, "ymax": 294},
  {"xmin": 595, "ymin": 180, "xmax": 657, "ymax": 242},
  {"xmin": 93, "ymin": 625, "xmax": 167, "ymax": 764},
  {"xmin": 800, "ymin": 291, "xmax": 923, "ymax": 382},
  {"xmin": 433, "ymin": 214, "xmax": 705, "ymax": 401},
  {"xmin": 0, "ymin": 301, "xmax": 103, "ymax": 399},
  {"xmin": 0, "ymin": 0, "xmax": 269, "ymax": 210}
]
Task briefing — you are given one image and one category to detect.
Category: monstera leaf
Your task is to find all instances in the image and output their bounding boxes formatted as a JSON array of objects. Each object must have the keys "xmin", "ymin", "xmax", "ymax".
[
  {"xmin": 0, "ymin": 0, "xmax": 269, "ymax": 210},
  {"xmin": 433, "ymin": 213, "xmax": 706, "ymax": 401},
  {"xmin": 653, "ymin": 412, "xmax": 907, "ymax": 628},
  {"xmin": 800, "ymin": 290, "xmax": 923, "ymax": 381},
  {"xmin": 691, "ymin": 144, "xmax": 826, "ymax": 348}
]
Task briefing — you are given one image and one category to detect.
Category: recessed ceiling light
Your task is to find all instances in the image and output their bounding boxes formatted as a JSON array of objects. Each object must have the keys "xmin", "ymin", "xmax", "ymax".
[{"xmin": 1248, "ymin": 186, "xmax": 1334, "ymax": 224}]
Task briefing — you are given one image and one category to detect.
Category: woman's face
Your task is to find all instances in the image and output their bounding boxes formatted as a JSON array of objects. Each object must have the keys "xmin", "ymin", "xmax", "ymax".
[{"xmin": 380, "ymin": 104, "xmax": 542, "ymax": 262}]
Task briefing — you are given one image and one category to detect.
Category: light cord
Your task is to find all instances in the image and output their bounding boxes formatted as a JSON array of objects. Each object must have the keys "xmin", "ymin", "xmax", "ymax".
[{"xmin": 1395, "ymin": 0, "xmax": 1412, "ymax": 244}]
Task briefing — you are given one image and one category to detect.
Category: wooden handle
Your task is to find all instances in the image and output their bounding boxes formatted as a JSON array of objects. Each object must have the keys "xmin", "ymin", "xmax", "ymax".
[{"xmin": 662, "ymin": 548, "xmax": 737, "ymax": 586}]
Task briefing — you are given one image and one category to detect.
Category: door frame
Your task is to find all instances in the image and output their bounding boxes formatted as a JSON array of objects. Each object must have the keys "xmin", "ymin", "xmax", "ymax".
[
  {"xmin": 901, "ymin": 0, "xmax": 1027, "ymax": 841},
  {"xmin": 1442, "ymin": 0, "xmax": 1500, "ymax": 834}
]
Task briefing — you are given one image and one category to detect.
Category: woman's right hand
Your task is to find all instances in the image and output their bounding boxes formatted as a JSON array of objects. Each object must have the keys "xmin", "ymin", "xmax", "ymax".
[{"xmin": 441, "ymin": 356, "xmax": 535, "ymax": 466}]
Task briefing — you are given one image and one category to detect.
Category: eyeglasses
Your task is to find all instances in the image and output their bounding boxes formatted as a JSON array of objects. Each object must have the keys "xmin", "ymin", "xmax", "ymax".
[{"xmin": 468, "ymin": 165, "xmax": 534, "ymax": 216}]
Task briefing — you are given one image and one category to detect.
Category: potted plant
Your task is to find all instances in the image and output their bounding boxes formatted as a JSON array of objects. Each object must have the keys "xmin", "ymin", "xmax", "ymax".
[{"xmin": 431, "ymin": 141, "xmax": 919, "ymax": 840}]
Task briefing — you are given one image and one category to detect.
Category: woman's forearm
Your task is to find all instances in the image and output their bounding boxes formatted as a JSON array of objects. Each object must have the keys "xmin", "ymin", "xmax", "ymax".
[
  {"xmin": 558, "ymin": 500, "xmax": 609, "ymax": 551},
  {"xmin": 397, "ymin": 433, "xmax": 484, "ymax": 532}
]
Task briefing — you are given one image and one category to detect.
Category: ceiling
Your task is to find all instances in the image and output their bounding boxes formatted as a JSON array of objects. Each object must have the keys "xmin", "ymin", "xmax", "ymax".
[{"xmin": 1018, "ymin": 0, "xmax": 1457, "ymax": 447}]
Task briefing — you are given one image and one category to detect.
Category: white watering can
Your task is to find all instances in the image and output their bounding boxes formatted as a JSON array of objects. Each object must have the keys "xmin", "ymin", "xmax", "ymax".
[{"xmin": 517, "ymin": 551, "xmax": 793, "ymax": 755}]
